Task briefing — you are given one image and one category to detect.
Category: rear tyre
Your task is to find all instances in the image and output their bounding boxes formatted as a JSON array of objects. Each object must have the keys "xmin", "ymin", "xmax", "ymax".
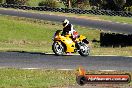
[
  {"xmin": 52, "ymin": 42, "xmax": 64, "ymax": 56},
  {"xmin": 78, "ymin": 43, "xmax": 90, "ymax": 56}
]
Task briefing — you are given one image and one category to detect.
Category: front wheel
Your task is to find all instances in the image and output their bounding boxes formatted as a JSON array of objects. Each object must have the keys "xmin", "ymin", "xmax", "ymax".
[
  {"xmin": 78, "ymin": 43, "xmax": 90, "ymax": 56},
  {"xmin": 52, "ymin": 42, "xmax": 64, "ymax": 56}
]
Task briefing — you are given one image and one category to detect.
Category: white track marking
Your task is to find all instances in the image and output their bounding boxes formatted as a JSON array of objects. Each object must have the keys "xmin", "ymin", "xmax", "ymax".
[
  {"xmin": 57, "ymin": 69, "xmax": 74, "ymax": 71},
  {"xmin": 46, "ymin": 53, "xmax": 132, "ymax": 57},
  {"xmin": 99, "ymin": 70, "xmax": 117, "ymax": 72},
  {"xmin": 21, "ymin": 68, "xmax": 40, "ymax": 70}
]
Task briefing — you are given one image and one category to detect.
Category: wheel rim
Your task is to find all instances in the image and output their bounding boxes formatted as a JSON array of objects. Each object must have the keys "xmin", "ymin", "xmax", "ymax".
[
  {"xmin": 54, "ymin": 42, "xmax": 63, "ymax": 54},
  {"xmin": 80, "ymin": 44, "xmax": 90, "ymax": 55}
]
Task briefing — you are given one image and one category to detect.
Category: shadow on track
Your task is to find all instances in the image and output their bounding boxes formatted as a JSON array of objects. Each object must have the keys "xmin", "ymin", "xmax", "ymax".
[{"xmin": 6, "ymin": 51, "xmax": 76, "ymax": 56}]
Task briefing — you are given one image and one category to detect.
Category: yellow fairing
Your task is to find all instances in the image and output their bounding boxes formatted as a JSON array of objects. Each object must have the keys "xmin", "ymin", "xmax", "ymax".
[
  {"xmin": 54, "ymin": 33, "xmax": 86, "ymax": 53},
  {"xmin": 76, "ymin": 35, "xmax": 86, "ymax": 42},
  {"xmin": 61, "ymin": 35, "xmax": 75, "ymax": 53},
  {"xmin": 55, "ymin": 34, "xmax": 75, "ymax": 53}
]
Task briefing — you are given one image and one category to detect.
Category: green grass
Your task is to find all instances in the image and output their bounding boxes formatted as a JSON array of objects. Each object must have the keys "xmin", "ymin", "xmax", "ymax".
[
  {"xmin": 0, "ymin": 68, "xmax": 131, "ymax": 88},
  {"xmin": 0, "ymin": 15, "xmax": 100, "ymax": 52},
  {"xmin": 99, "ymin": 15, "xmax": 132, "ymax": 24},
  {"xmin": 0, "ymin": 15, "xmax": 132, "ymax": 56},
  {"xmin": 0, "ymin": 69, "xmax": 75, "ymax": 88},
  {"xmin": 0, "ymin": 15, "xmax": 59, "ymax": 52},
  {"xmin": 92, "ymin": 47, "xmax": 132, "ymax": 56}
]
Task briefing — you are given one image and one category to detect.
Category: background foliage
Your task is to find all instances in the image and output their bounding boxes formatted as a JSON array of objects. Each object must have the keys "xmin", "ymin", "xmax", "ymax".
[
  {"xmin": 4, "ymin": 0, "xmax": 29, "ymax": 5},
  {"xmin": 38, "ymin": 0, "xmax": 60, "ymax": 8},
  {"xmin": 0, "ymin": 0, "xmax": 132, "ymax": 11}
]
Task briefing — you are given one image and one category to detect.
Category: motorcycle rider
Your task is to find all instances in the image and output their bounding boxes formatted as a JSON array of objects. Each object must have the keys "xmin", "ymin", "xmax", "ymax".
[
  {"xmin": 62, "ymin": 19, "xmax": 79, "ymax": 55},
  {"xmin": 62, "ymin": 19, "xmax": 79, "ymax": 41}
]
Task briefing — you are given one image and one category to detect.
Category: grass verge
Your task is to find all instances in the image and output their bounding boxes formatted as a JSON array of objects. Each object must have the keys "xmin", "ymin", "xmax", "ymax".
[
  {"xmin": 0, "ymin": 15, "xmax": 132, "ymax": 56},
  {"xmin": 0, "ymin": 68, "xmax": 131, "ymax": 88},
  {"xmin": 0, "ymin": 14, "xmax": 100, "ymax": 52},
  {"xmin": 0, "ymin": 69, "xmax": 75, "ymax": 88}
]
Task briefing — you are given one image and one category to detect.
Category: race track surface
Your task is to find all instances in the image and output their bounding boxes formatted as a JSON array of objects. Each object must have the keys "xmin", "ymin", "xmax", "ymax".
[
  {"xmin": 0, "ymin": 52, "xmax": 131, "ymax": 71},
  {"xmin": 0, "ymin": 9, "xmax": 132, "ymax": 34}
]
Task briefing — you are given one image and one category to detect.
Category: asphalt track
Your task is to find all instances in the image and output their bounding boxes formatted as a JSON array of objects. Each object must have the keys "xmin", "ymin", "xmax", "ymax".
[
  {"xmin": 0, "ymin": 52, "xmax": 132, "ymax": 70},
  {"xmin": 0, "ymin": 9, "xmax": 132, "ymax": 34}
]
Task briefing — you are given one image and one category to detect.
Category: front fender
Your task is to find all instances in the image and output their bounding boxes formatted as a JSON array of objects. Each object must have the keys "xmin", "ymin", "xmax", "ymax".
[{"xmin": 82, "ymin": 39, "xmax": 89, "ymax": 44}]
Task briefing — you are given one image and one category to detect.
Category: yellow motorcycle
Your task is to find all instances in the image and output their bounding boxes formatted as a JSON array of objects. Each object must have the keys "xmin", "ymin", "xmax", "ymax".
[{"xmin": 52, "ymin": 30, "xmax": 90, "ymax": 56}]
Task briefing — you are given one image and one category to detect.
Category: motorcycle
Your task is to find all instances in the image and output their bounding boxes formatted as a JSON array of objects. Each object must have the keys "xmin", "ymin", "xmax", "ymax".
[{"xmin": 52, "ymin": 30, "xmax": 90, "ymax": 56}]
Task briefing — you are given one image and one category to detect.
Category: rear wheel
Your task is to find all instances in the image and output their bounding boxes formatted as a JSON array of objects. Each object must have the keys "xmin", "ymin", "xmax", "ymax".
[
  {"xmin": 78, "ymin": 43, "xmax": 90, "ymax": 56},
  {"xmin": 52, "ymin": 42, "xmax": 64, "ymax": 56}
]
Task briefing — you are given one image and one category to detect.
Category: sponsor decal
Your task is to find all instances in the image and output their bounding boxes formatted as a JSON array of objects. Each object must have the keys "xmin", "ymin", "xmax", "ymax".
[{"xmin": 76, "ymin": 67, "xmax": 131, "ymax": 86}]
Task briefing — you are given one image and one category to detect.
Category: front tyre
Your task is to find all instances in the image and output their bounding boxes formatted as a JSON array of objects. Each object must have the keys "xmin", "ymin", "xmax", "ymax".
[
  {"xmin": 78, "ymin": 43, "xmax": 90, "ymax": 56},
  {"xmin": 52, "ymin": 42, "xmax": 64, "ymax": 56}
]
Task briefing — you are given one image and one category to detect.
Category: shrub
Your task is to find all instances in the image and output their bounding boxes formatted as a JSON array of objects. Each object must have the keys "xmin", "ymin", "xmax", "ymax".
[
  {"xmin": 62, "ymin": 0, "xmax": 91, "ymax": 9},
  {"xmin": 124, "ymin": 6, "xmax": 132, "ymax": 12},
  {"xmin": 77, "ymin": 0, "xmax": 90, "ymax": 9},
  {"xmin": 5, "ymin": 0, "xmax": 29, "ymax": 5},
  {"xmin": 38, "ymin": 0, "xmax": 60, "ymax": 8},
  {"xmin": 0, "ymin": 0, "xmax": 5, "ymax": 3}
]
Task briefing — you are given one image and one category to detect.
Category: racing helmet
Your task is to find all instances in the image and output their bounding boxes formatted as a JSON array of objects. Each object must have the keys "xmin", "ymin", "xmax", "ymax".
[{"xmin": 63, "ymin": 19, "xmax": 69, "ymax": 27}]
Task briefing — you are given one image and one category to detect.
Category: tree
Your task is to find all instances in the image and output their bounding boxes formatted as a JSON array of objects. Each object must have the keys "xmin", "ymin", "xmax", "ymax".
[
  {"xmin": 114, "ymin": 0, "xmax": 126, "ymax": 8},
  {"xmin": 77, "ymin": 0, "xmax": 90, "ymax": 9},
  {"xmin": 92, "ymin": 0, "xmax": 126, "ymax": 11},
  {"xmin": 124, "ymin": 0, "xmax": 132, "ymax": 7},
  {"xmin": 67, "ymin": 0, "xmax": 71, "ymax": 8},
  {"xmin": 61, "ymin": 0, "xmax": 72, "ymax": 8}
]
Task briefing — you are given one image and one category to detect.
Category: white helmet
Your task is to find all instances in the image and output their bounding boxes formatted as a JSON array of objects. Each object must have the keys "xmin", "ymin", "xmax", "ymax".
[{"xmin": 63, "ymin": 19, "xmax": 69, "ymax": 27}]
